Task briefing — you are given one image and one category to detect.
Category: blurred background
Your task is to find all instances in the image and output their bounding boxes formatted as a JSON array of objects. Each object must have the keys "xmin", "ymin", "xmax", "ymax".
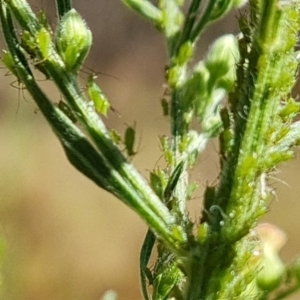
[{"xmin": 0, "ymin": 1, "xmax": 299, "ymax": 299}]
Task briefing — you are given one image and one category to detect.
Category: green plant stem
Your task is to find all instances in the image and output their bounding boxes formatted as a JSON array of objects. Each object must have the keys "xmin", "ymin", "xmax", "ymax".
[
  {"xmin": 4, "ymin": 0, "xmax": 175, "ymax": 230},
  {"xmin": 175, "ymin": 0, "xmax": 202, "ymax": 53},
  {"xmin": 185, "ymin": 245, "xmax": 208, "ymax": 300},
  {"xmin": 2, "ymin": 0, "xmax": 300, "ymax": 299},
  {"xmin": 185, "ymin": 2, "xmax": 300, "ymax": 298},
  {"xmin": 190, "ymin": 0, "xmax": 215, "ymax": 42},
  {"xmin": 257, "ymin": 0, "xmax": 278, "ymax": 48},
  {"xmin": 0, "ymin": 0, "xmax": 181, "ymax": 252},
  {"xmin": 43, "ymin": 58, "xmax": 175, "ymax": 227},
  {"xmin": 4, "ymin": 0, "xmax": 39, "ymax": 32},
  {"xmin": 170, "ymin": 90, "xmax": 183, "ymax": 152},
  {"xmin": 169, "ymin": 88, "xmax": 189, "ymax": 217},
  {"xmin": 55, "ymin": 0, "xmax": 72, "ymax": 18}
]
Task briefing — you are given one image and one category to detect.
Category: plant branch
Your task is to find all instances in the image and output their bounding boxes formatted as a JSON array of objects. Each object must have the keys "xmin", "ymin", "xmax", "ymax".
[
  {"xmin": 0, "ymin": 0, "xmax": 181, "ymax": 252},
  {"xmin": 55, "ymin": 0, "xmax": 72, "ymax": 18}
]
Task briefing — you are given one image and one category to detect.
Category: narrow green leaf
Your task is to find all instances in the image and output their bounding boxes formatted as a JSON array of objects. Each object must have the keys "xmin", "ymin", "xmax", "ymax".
[{"xmin": 140, "ymin": 229, "xmax": 156, "ymax": 300}]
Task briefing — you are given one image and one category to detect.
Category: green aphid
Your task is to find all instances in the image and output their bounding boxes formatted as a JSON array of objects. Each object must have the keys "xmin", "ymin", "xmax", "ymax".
[
  {"xmin": 19, "ymin": 29, "xmax": 52, "ymax": 79},
  {"xmin": 33, "ymin": 28, "xmax": 53, "ymax": 79},
  {"xmin": 20, "ymin": 30, "xmax": 37, "ymax": 59},
  {"xmin": 87, "ymin": 75, "xmax": 110, "ymax": 116},
  {"xmin": 150, "ymin": 171, "xmax": 164, "ymax": 199},
  {"xmin": 124, "ymin": 124, "xmax": 137, "ymax": 157},
  {"xmin": 2, "ymin": 50, "xmax": 18, "ymax": 78},
  {"xmin": 20, "ymin": 28, "xmax": 51, "ymax": 61},
  {"xmin": 110, "ymin": 129, "xmax": 122, "ymax": 145},
  {"xmin": 161, "ymin": 98, "xmax": 169, "ymax": 116},
  {"xmin": 37, "ymin": 27, "xmax": 52, "ymax": 60},
  {"xmin": 37, "ymin": 9, "xmax": 53, "ymax": 35},
  {"xmin": 1, "ymin": 51, "xmax": 24, "ymax": 108},
  {"xmin": 152, "ymin": 261, "xmax": 182, "ymax": 300},
  {"xmin": 36, "ymin": 9, "xmax": 53, "ymax": 60},
  {"xmin": 57, "ymin": 100, "xmax": 77, "ymax": 123},
  {"xmin": 144, "ymin": 267, "xmax": 154, "ymax": 285}
]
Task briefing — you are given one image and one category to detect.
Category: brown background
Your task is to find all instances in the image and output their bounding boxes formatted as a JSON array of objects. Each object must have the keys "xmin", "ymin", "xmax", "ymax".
[{"xmin": 0, "ymin": 1, "xmax": 299, "ymax": 299}]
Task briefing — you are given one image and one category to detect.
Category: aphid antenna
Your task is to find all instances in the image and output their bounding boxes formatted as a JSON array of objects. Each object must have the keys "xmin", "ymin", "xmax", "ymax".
[
  {"xmin": 0, "ymin": 61, "xmax": 29, "ymax": 112},
  {"xmin": 81, "ymin": 64, "xmax": 120, "ymax": 81},
  {"xmin": 153, "ymin": 153, "xmax": 165, "ymax": 169},
  {"xmin": 268, "ymin": 173, "xmax": 290, "ymax": 188},
  {"xmin": 7, "ymin": 76, "xmax": 30, "ymax": 112}
]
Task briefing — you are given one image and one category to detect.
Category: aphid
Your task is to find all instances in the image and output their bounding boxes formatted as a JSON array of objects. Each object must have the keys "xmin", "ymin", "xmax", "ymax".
[
  {"xmin": 33, "ymin": 28, "xmax": 54, "ymax": 78},
  {"xmin": 57, "ymin": 100, "xmax": 77, "ymax": 123},
  {"xmin": 161, "ymin": 98, "xmax": 169, "ymax": 116},
  {"xmin": 124, "ymin": 123, "xmax": 137, "ymax": 157},
  {"xmin": 87, "ymin": 75, "xmax": 110, "ymax": 116},
  {"xmin": 20, "ymin": 30, "xmax": 37, "ymax": 59},
  {"xmin": 37, "ymin": 7, "xmax": 53, "ymax": 35},
  {"xmin": 2, "ymin": 50, "xmax": 19, "ymax": 79},
  {"xmin": 110, "ymin": 129, "xmax": 122, "ymax": 145},
  {"xmin": 150, "ymin": 171, "xmax": 164, "ymax": 199},
  {"xmin": 144, "ymin": 267, "xmax": 154, "ymax": 285},
  {"xmin": 259, "ymin": 171, "xmax": 286, "ymax": 201},
  {"xmin": 37, "ymin": 27, "xmax": 52, "ymax": 60},
  {"xmin": 1, "ymin": 50, "xmax": 27, "ymax": 110},
  {"xmin": 20, "ymin": 28, "xmax": 52, "ymax": 78},
  {"xmin": 81, "ymin": 65, "xmax": 120, "ymax": 81}
]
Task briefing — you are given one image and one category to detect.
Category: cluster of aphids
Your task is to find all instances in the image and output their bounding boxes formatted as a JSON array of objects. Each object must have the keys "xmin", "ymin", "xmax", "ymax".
[{"xmin": 1, "ymin": 5, "xmax": 138, "ymax": 159}]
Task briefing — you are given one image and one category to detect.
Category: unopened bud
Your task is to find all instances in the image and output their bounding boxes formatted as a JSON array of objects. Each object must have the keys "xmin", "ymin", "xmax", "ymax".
[
  {"xmin": 201, "ymin": 89, "xmax": 225, "ymax": 137},
  {"xmin": 205, "ymin": 34, "xmax": 240, "ymax": 79},
  {"xmin": 56, "ymin": 9, "xmax": 92, "ymax": 73},
  {"xmin": 255, "ymin": 223, "xmax": 287, "ymax": 291},
  {"xmin": 256, "ymin": 248, "xmax": 285, "ymax": 290},
  {"xmin": 176, "ymin": 41, "xmax": 194, "ymax": 65}
]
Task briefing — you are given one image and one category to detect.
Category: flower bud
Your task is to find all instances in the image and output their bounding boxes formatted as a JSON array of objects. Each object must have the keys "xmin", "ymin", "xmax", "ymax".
[
  {"xmin": 56, "ymin": 9, "xmax": 92, "ymax": 73},
  {"xmin": 205, "ymin": 34, "xmax": 240, "ymax": 79},
  {"xmin": 183, "ymin": 62, "xmax": 210, "ymax": 108},
  {"xmin": 256, "ymin": 248, "xmax": 285, "ymax": 290},
  {"xmin": 201, "ymin": 89, "xmax": 225, "ymax": 137},
  {"xmin": 216, "ymin": 67, "xmax": 237, "ymax": 91},
  {"xmin": 172, "ymin": 225, "xmax": 186, "ymax": 243},
  {"xmin": 176, "ymin": 41, "xmax": 194, "ymax": 65},
  {"xmin": 255, "ymin": 223, "xmax": 287, "ymax": 291}
]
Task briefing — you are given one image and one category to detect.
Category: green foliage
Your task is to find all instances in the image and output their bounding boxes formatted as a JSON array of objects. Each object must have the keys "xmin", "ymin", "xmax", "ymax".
[{"xmin": 1, "ymin": 0, "xmax": 300, "ymax": 299}]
